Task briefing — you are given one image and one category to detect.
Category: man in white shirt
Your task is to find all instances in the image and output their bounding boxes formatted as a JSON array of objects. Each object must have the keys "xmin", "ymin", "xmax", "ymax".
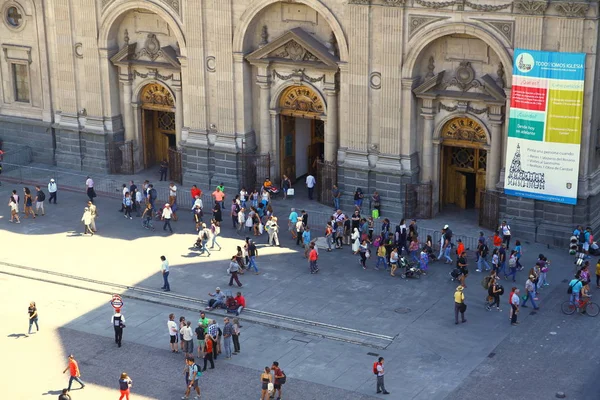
[
  {"xmin": 306, "ymin": 174, "xmax": 316, "ymax": 200},
  {"xmin": 111, "ymin": 308, "xmax": 126, "ymax": 348},
  {"xmin": 375, "ymin": 357, "xmax": 390, "ymax": 395},
  {"xmin": 180, "ymin": 321, "xmax": 194, "ymax": 357},
  {"xmin": 169, "ymin": 182, "xmax": 177, "ymax": 204},
  {"xmin": 167, "ymin": 313, "xmax": 178, "ymax": 352},
  {"xmin": 85, "ymin": 176, "xmax": 95, "ymax": 203},
  {"xmin": 48, "ymin": 178, "xmax": 58, "ymax": 204},
  {"xmin": 192, "ymin": 195, "xmax": 203, "ymax": 211},
  {"xmin": 198, "ymin": 223, "xmax": 211, "ymax": 256},
  {"xmin": 162, "ymin": 203, "xmax": 173, "ymax": 233},
  {"xmin": 161, "ymin": 255, "xmax": 170, "ymax": 292}
]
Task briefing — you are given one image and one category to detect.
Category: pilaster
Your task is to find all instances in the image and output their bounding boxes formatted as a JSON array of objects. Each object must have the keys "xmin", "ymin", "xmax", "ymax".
[{"xmin": 184, "ymin": 1, "xmax": 208, "ymax": 132}]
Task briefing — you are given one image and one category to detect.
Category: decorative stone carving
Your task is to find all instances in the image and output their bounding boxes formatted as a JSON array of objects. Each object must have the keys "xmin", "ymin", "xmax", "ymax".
[
  {"xmin": 554, "ymin": 2, "xmax": 589, "ymax": 17},
  {"xmin": 456, "ymin": 62, "xmax": 475, "ymax": 88},
  {"xmin": 327, "ymin": 32, "xmax": 338, "ymax": 57},
  {"xmin": 140, "ymin": 84, "xmax": 174, "ymax": 108},
  {"xmin": 496, "ymin": 63, "xmax": 505, "ymax": 88},
  {"xmin": 206, "ymin": 56, "xmax": 216, "ymax": 73},
  {"xmin": 513, "ymin": 0, "xmax": 549, "ymax": 15},
  {"xmin": 279, "ymin": 86, "xmax": 324, "ymax": 115},
  {"xmin": 270, "ymin": 40, "xmax": 319, "ymax": 62},
  {"xmin": 370, "ymin": 72, "xmax": 382, "ymax": 90},
  {"xmin": 348, "ymin": 0, "xmax": 370, "ymax": 4},
  {"xmin": 138, "ymin": 34, "xmax": 161, "ymax": 61},
  {"xmin": 259, "ymin": 26, "xmax": 268, "ymax": 48},
  {"xmin": 426, "ymin": 56, "xmax": 435, "ymax": 78},
  {"xmin": 476, "ymin": 20, "xmax": 514, "ymax": 45},
  {"xmin": 442, "ymin": 117, "xmax": 487, "ymax": 143},
  {"xmin": 124, "ymin": 29, "xmax": 129, "ymax": 45},
  {"xmin": 464, "ymin": 1, "xmax": 512, "ymax": 12},
  {"xmin": 409, "ymin": 15, "xmax": 449, "ymax": 38},
  {"xmin": 272, "ymin": 69, "xmax": 325, "ymax": 83},
  {"xmin": 414, "ymin": 0, "xmax": 457, "ymax": 9},
  {"xmin": 74, "ymin": 43, "xmax": 83, "ymax": 59},
  {"xmin": 414, "ymin": 0, "xmax": 511, "ymax": 11},
  {"xmin": 133, "ymin": 69, "xmax": 174, "ymax": 81},
  {"xmin": 467, "ymin": 105, "xmax": 489, "ymax": 115},
  {"xmin": 439, "ymin": 102, "xmax": 458, "ymax": 112}
]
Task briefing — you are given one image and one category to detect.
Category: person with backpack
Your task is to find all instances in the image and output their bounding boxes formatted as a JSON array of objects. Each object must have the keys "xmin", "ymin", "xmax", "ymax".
[
  {"xmin": 118, "ymin": 372, "xmax": 132, "ymax": 400},
  {"xmin": 148, "ymin": 184, "xmax": 157, "ymax": 211},
  {"xmin": 476, "ymin": 240, "xmax": 491, "ymax": 272},
  {"xmin": 34, "ymin": 185, "xmax": 45, "ymax": 216},
  {"xmin": 271, "ymin": 361, "xmax": 286, "ymax": 400},
  {"xmin": 568, "ymin": 273, "xmax": 583, "ymax": 311},
  {"xmin": 373, "ymin": 357, "xmax": 390, "ymax": 394},
  {"xmin": 504, "ymin": 249, "xmax": 518, "ymax": 282},
  {"xmin": 111, "ymin": 308, "xmax": 126, "ymax": 348},
  {"xmin": 197, "ymin": 223, "xmax": 211, "ymax": 256},
  {"xmin": 183, "ymin": 356, "xmax": 202, "ymax": 399},
  {"xmin": 487, "ymin": 277, "xmax": 503, "ymax": 311}
]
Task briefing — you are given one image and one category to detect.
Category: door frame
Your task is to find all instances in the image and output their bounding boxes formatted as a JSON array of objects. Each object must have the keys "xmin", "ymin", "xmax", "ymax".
[{"xmin": 441, "ymin": 142, "xmax": 488, "ymax": 209}]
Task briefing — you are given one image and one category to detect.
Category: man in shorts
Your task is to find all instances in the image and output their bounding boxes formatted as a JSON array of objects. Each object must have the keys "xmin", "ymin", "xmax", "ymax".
[
  {"xmin": 183, "ymin": 356, "xmax": 201, "ymax": 400},
  {"xmin": 167, "ymin": 313, "xmax": 179, "ymax": 352},
  {"xmin": 271, "ymin": 361, "xmax": 285, "ymax": 400}
]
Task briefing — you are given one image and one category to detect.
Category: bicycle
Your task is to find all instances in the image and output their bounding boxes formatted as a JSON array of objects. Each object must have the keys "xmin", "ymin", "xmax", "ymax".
[{"xmin": 561, "ymin": 297, "xmax": 599, "ymax": 316}]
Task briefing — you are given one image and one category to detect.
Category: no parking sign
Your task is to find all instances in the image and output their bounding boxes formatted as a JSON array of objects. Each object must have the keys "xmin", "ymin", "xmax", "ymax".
[{"xmin": 110, "ymin": 294, "xmax": 124, "ymax": 309}]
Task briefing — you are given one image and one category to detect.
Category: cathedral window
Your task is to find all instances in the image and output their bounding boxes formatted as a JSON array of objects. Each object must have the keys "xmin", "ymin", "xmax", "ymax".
[{"xmin": 12, "ymin": 63, "xmax": 30, "ymax": 103}]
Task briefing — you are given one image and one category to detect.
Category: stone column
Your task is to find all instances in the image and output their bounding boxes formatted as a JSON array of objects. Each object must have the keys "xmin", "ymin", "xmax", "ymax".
[
  {"xmin": 257, "ymin": 65, "xmax": 271, "ymax": 155},
  {"xmin": 488, "ymin": 114, "xmax": 503, "ymax": 190},
  {"xmin": 175, "ymin": 87, "xmax": 183, "ymax": 147},
  {"xmin": 131, "ymin": 102, "xmax": 143, "ymax": 171},
  {"xmin": 324, "ymin": 88, "xmax": 338, "ymax": 162},
  {"xmin": 121, "ymin": 77, "xmax": 134, "ymax": 142},
  {"xmin": 420, "ymin": 98, "xmax": 435, "ymax": 182}
]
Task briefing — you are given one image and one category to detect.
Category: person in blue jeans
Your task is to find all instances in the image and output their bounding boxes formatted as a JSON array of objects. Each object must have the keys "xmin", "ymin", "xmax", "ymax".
[
  {"xmin": 332, "ymin": 185, "xmax": 340, "ymax": 211},
  {"xmin": 504, "ymin": 250, "xmax": 518, "ymax": 282},
  {"xmin": 497, "ymin": 245, "xmax": 507, "ymax": 276},
  {"xmin": 160, "ymin": 256, "xmax": 170, "ymax": 292},
  {"xmin": 569, "ymin": 275, "xmax": 583, "ymax": 309},
  {"xmin": 521, "ymin": 276, "xmax": 539, "ymax": 309},
  {"xmin": 248, "ymin": 240, "xmax": 259, "ymax": 274}
]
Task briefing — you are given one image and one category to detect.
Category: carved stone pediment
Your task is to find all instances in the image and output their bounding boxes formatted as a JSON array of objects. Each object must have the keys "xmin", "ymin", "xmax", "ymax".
[
  {"xmin": 246, "ymin": 27, "xmax": 339, "ymax": 70},
  {"xmin": 111, "ymin": 34, "xmax": 181, "ymax": 70},
  {"xmin": 513, "ymin": 0, "xmax": 549, "ymax": 15}
]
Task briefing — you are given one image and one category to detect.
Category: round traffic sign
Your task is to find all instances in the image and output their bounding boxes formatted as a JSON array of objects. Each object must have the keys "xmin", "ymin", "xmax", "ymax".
[{"xmin": 110, "ymin": 295, "xmax": 123, "ymax": 309}]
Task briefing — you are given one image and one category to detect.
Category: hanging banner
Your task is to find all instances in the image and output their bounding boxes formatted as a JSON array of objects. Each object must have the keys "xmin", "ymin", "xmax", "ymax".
[{"xmin": 504, "ymin": 49, "xmax": 585, "ymax": 205}]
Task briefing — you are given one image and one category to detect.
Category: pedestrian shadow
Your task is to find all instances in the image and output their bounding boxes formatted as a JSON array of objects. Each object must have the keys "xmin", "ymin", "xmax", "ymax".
[
  {"xmin": 66, "ymin": 231, "xmax": 85, "ymax": 237},
  {"xmin": 181, "ymin": 252, "xmax": 202, "ymax": 258},
  {"xmin": 7, "ymin": 333, "xmax": 28, "ymax": 339},
  {"xmin": 41, "ymin": 389, "xmax": 65, "ymax": 396}
]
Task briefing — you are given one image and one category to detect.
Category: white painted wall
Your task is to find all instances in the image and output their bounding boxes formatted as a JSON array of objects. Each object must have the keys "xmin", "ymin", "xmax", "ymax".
[{"xmin": 295, "ymin": 118, "xmax": 311, "ymax": 178}]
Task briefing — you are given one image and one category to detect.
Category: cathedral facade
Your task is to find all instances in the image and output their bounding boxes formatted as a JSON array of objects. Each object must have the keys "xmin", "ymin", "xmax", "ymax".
[{"xmin": 0, "ymin": 0, "xmax": 599, "ymax": 243}]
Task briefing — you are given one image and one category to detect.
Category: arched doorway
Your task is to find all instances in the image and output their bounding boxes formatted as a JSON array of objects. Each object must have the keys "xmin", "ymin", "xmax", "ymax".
[
  {"xmin": 140, "ymin": 83, "xmax": 176, "ymax": 168},
  {"xmin": 441, "ymin": 117, "xmax": 488, "ymax": 209},
  {"xmin": 278, "ymin": 85, "xmax": 325, "ymax": 183}
]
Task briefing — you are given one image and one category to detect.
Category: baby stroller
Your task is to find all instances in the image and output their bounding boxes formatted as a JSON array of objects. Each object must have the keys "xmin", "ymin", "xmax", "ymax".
[{"xmin": 400, "ymin": 256, "xmax": 422, "ymax": 279}]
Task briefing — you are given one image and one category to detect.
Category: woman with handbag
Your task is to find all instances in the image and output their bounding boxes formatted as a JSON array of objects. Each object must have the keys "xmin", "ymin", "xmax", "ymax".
[
  {"xmin": 260, "ymin": 367, "xmax": 273, "ymax": 400},
  {"xmin": 359, "ymin": 239, "xmax": 369, "ymax": 270}
]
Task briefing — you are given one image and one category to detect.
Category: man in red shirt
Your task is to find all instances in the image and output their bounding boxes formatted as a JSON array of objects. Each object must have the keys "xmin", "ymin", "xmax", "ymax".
[
  {"xmin": 235, "ymin": 291, "xmax": 246, "ymax": 316},
  {"xmin": 309, "ymin": 243, "xmax": 319, "ymax": 274},
  {"xmin": 271, "ymin": 361, "xmax": 285, "ymax": 400},
  {"xmin": 492, "ymin": 230, "xmax": 502, "ymax": 249},
  {"xmin": 190, "ymin": 185, "xmax": 202, "ymax": 201},
  {"xmin": 63, "ymin": 354, "xmax": 85, "ymax": 391}
]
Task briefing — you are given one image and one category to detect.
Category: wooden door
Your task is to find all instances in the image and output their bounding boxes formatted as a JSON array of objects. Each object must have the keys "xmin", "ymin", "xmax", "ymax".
[
  {"xmin": 457, "ymin": 173, "xmax": 467, "ymax": 209},
  {"xmin": 280, "ymin": 115, "xmax": 296, "ymax": 183},
  {"xmin": 142, "ymin": 109, "xmax": 155, "ymax": 168}
]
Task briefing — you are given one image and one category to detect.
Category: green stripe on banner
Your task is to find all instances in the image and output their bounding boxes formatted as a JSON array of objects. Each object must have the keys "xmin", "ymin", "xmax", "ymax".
[{"xmin": 508, "ymin": 118, "xmax": 544, "ymax": 141}]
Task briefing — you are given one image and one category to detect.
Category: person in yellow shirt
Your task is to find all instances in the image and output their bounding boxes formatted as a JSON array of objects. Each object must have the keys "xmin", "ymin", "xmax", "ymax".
[
  {"xmin": 375, "ymin": 243, "xmax": 387, "ymax": 270},
  {"xmin": 454, "ymin": 286, "xmax": 466, "ymax": 325},
  {"xmin": 595, "ymin": 260, "xmax": 600, "ymax": 289}
]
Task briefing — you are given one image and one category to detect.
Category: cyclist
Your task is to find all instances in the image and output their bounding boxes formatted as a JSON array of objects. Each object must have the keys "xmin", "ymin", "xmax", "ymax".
[{"xmin": 569, "ymin": 273, "xmax": 583, "ymax": 311}]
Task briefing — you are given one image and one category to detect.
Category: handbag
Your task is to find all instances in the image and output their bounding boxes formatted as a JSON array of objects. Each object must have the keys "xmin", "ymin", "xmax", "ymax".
[
  {"xmin": 459, "ymin": 303, "xmax": 467, "ymax": 313},
  {"xmin": 226, "ymin": 267, "xmax": 231, "ymax": 274},
  {"xmin": 287, "ymin": 188, "xmax": 295, "ymax": 196},
  {"xmin": 365, "ymin": 250, "xmax": 371, "ymax": 259}
]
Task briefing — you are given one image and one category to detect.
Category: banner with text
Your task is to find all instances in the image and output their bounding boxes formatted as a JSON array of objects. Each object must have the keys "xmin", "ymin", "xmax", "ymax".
[{"xmin": 504, "ymin": 49, "xmax": 585, "ymax": 205}]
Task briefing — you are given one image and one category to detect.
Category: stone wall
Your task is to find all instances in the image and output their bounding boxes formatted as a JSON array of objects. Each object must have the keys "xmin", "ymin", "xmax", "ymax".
[{"xmin": 0, "ymin": 116, "xmax": 53, "ymax": 164}]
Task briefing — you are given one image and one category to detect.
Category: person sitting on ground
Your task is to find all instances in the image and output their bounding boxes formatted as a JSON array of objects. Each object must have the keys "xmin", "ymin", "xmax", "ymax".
[
  {"xmin": 235, "ymin": 292, "xmax": 246, "ymax": 316},
  {"xmin": 206, "ymin": 287, "xmax": 226, "ymax": 310},
  {"xmin": 226, "ymin": 296, "xmax": 239, "ymax": 314},
  {"xmin": 263, "ymin": 178, "xmax": 272, "ymax": 190}
]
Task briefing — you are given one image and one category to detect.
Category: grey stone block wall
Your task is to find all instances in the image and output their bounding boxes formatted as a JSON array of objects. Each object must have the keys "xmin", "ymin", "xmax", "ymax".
[
  {"xmin": 55, "ymin": 129, "xmax": 109, "ymax": 173},
  {"xmin": 183, "ymin": 146, "xmax": 211, "ymax": 189},
  {"xmin": 0, "ymin": 116, "xmax": 53, "ymax": 164}
]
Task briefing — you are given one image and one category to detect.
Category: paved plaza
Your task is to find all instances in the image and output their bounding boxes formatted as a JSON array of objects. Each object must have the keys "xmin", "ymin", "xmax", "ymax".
[{"xmin": 1, "ymin": 173, "xmax": 599, "ymax": 399}]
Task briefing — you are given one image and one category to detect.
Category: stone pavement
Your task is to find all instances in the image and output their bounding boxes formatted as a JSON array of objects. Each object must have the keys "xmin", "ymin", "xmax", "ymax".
[{"xmin": 0, "ymin": 176, "xmax": 598, "ymax": 399}]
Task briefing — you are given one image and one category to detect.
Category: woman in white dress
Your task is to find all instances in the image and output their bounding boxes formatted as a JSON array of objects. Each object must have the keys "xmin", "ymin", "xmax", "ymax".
[{"xmin": 351, "ymin": 227, "xmax": 360, "ymax": 254}]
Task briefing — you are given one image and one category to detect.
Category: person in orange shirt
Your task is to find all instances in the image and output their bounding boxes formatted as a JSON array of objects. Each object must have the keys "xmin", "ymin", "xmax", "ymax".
[
  {"xmin": 492, "ymin": 230, "xmax": 502, "ymax": 249},
  {"xmin": 212, "ymin": 187, "xmax": 225, "ymax": 209},
  {"xmin": 202, "ymin": 333, "xmax": 214, "ymax": 371},
  {"xmin": 456, "ymin": 239, "xmax": 465, "ymax": 258},
  {"xmin": 309, "ymin": 243, "xmax": 319, "ymax": 274},
  {"xmin": 63, "ymin": 354, "xmax": 85, "ymax": 391}
]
